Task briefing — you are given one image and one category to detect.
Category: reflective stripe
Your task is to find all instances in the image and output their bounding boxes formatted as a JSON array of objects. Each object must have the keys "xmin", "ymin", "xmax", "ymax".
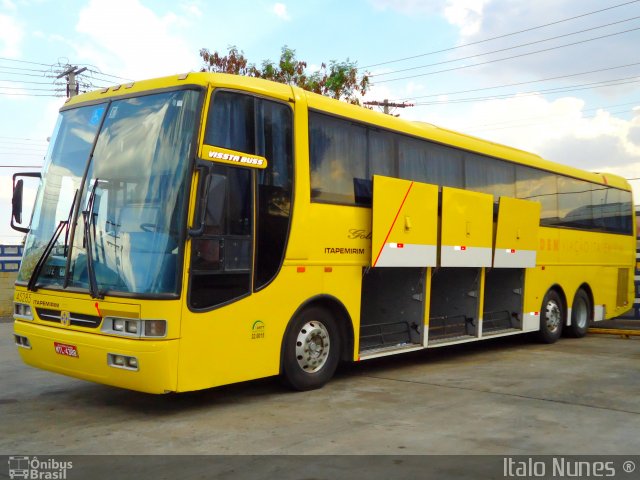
[
  {"xmin": 493, "ymin": 249, "xmax": 537, "ymax": 268},
  {"xmin": 375, "ymin": 243, "xmax": 437, "ymax": 267},
  {"xmin": 523, "ymin": 312, "xmax": 540, "ymax": 330},
  {"xmin": 440, "ymin": 245, "xmax": 492, "ymax": 267},
  {"xmin": 594, "ymin": 305, "xmax": 605, "ymax": 321}
]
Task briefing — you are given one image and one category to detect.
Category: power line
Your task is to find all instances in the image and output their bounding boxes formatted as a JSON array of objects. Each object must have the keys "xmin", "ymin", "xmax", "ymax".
[
  {"xmin": 0, "ymin": 85, "xmax": 63, "ymax": 92},
  {"xmin": 0, "ymin": 142, "xmax": 48, "ymax": 148},
  {"xmin": 0, "ymin": 70, "xmax": 54, "ymax": 78},
  {"xmin": 466, "ymin": 107, "xmax": 637, "ymax": 134},
  {"xmin": 0, "ymin": 165, "xmax": 43, "ymax": 167},
  {"xmin": 374, "ymin": 26, "xmax": 640, "ymax": 83},
  {"xmin": 394, "ymin": 62, "xmax": 640, "ymax": 102},
  {"xmin": 0, "ymin": 92, "xmax": 60, "ymax": 97},
  {"xmin": 462, "ymin": 100, "xmax": 640, "ymax": 129},
  {"xmin": 0, "ymin": 56, "xmax": 53, "ymax": 67},
  {"xmin": 362, "ymin": 0, "xmax": 640, "ymax": 69},
  {"xmin": 0, "ymin": 64, "xmax": 52, "ymax": 74},
  {"xmin": 372, "ymin": 16, "xmax": 640, "ymax": 78},
  {"xmin": 0, "ymin": 135, "xmax": 48, "ymax": 142},
  {"xmin": 87, "ymin": 69, "xmax": 133, "ymax": 82},
  {"xmin": 0, "ymin": 78, "xmax": 61, "ymax": 85},
  {"xmin": 0, "ymin": 147, "xmax": 48, "ymax": 153},
  {"xmin": 413, "ymin": 75, "xmax": 640, "ymax": 106}
]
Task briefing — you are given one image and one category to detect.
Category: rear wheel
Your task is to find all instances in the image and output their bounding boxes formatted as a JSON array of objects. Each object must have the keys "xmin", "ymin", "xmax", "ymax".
[
  {"xmin": 281, "ymin": 307, "xmax": 341, "ymax": 391},
  {"xmin": 566, "ymin": 289, "xmax": 592, "ymax": 338},
  {"xmin": 537, "ymin": 289, "xmax": 564, "ymax": 343}
]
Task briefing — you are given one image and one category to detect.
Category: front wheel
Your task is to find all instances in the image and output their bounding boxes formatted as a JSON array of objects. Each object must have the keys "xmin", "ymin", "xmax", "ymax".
[
  {"xmin": 281, "ymin": 307, "xmax": 341, "ymax": 391},
  {"xmin": 537, "ymin": 289, "xmax": 564, "ymax": 343},
  {"xmin": 566, "ymin": 289, "xmax": 592, "ymax": 338}
]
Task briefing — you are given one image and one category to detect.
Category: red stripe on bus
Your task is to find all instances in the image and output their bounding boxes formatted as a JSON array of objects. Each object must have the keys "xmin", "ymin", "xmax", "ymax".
[{"xmin": 373, "ymin": 182, "xmax": 414, "ymax": 267}]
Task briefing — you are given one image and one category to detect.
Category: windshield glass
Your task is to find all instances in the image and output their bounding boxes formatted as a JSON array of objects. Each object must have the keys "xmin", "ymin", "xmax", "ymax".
[{"xmin": 18, "ymin": 89, "xmax": 200, "ymax": 296}]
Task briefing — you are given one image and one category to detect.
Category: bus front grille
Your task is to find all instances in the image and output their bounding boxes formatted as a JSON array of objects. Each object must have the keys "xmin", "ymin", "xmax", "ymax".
[{"xmin": 36, "ymin": 308, "xmax": 102, "ymax": 328}]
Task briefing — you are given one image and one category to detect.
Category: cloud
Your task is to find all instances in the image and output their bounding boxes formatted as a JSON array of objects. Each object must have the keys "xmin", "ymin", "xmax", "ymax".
[
  {"xmin": 0, "ymin": 13, "xmax": 23, "ymax": 57},
  {"xmin": 433, "ymin": 94, "xmax": 640, "ymax": 203},
  {"xmin": 75, "ymin": 0, "xmax": 200, "ymax": 81},
  {"xmin": 443, "ymin": 0, "xmax": 490, "ymax": 37},
  {"xmin": 368, "ymin": 0, "xmax": 439, "ymax": 15},
  {"xmin": 1, "ymin": 0, "xmax": 17, "ymax": 11},
  {"xmin": 272, "ymin": 3, "xmax": 291, "ymax": 21},
  {"xmin": 441, "ymin": 0, "xmax": 639, "ymax": 83}
]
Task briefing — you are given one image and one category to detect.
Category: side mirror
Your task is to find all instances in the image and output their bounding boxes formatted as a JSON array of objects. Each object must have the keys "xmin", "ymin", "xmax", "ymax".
[
  {"xmin": 11, "ymin": 172, "xmax": 41, "ymax": 233},
  {"xmin": 12, "ymin": 179, "xmax": 24, "ymax": 224}
]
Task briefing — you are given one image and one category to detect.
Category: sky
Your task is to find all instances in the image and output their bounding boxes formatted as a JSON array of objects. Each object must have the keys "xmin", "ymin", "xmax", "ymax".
[{"xmin": 1, "ymin": 0, "xmax": 639, "ymax": 244}]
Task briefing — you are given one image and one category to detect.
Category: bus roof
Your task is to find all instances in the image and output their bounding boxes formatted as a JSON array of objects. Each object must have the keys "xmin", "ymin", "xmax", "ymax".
[{"xmin": 64, "ymin": 72, "xmax": 630, "ymax": 192}]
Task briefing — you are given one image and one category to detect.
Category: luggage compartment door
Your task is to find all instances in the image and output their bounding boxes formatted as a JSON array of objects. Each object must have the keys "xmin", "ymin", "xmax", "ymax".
[
  {"xmin": 493, "ymin": 196, "xmax": 540, "ymax": 268},
  {"xmin": 371, "ymin": 175, "xmax": 438, "ymax": 268},
  {"xmin": 440, "ymin": 187, "xmax": 493, "ymax": 267}
]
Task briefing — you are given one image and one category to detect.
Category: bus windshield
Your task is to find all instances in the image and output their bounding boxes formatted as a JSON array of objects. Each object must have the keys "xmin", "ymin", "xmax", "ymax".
[{"xmin": 18, "ymin": 89, "xmax": 200, "ymax": 296}]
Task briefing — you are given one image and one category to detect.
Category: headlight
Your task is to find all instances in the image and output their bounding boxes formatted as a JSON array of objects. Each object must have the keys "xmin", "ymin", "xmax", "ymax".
[
  {"xmin": 14, "ymin": 303, "xmax": 33, "ymax": 320},
  {"xmin": 144, "ymin": 320, "xmax": 167, "ymax": 337},
  {"xmin": 102, "ymin": 317, "xmax": 167, "ymax": 338}
]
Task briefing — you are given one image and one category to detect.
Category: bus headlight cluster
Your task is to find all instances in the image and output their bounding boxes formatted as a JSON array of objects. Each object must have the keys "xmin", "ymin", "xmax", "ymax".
[
  {"xmin": 108, "ymin": 353, "xmax": 139, "ymax": 371},
  {"xmin": 101, "ymin": 318, "xmax": 167, "ymax": 338},
  {"xmin": 14, "ymin": 303, "xmax": 33, "ymax": 320}
]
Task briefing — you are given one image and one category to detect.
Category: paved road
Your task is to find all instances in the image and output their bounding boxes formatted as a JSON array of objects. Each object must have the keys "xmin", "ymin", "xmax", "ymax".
[{"xmin": 1, "ymin": 320, "xmax": 639, "ymax": 457}]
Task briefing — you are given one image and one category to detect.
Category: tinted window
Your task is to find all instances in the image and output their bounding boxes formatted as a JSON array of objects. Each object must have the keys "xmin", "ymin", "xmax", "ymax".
[
  {"xmin": 516, "ymin": 166, "xmax": 559, "ymax": 225},
  {"xmin": 398, "ymin": 138, "xmax": 463, "ymax": 188},
  {"xmin": 465, "ymin": 153, "xmax": 516, "ymax": 199},
  {"xmin": 310, "ymin": 113, "xmax": 367, "ymax": 204},
  {"xmin": 307, "ymin": 111, "xmax": 633, "ymax": 235}
]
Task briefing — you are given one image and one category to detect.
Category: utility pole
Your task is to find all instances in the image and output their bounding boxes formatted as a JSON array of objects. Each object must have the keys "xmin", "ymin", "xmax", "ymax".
[
  {"xmin": 364, "ymin": 99, "xmax": 414, "ymax": 116},
  {"xmin": 56, "ymin": 66, "xmax": 87, "ymax": 98}
]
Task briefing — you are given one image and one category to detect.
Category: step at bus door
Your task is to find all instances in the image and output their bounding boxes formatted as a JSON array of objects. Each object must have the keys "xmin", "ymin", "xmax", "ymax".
[{"xmin": 361, "ymin": 175, "xmax": 438, "ymax": 354}]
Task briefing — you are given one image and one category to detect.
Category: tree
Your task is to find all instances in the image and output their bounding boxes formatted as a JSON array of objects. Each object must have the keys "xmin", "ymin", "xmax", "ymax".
[{"xmin": 199, "ymin": 45, "xmax": 370, "ymax": 105}]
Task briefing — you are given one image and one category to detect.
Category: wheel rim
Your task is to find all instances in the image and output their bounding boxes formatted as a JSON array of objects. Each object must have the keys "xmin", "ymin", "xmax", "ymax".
[
  {"xmin": 295, "ymin": 320, "xmax": 331, "ymax": 373},
  {"xmin": 545, "ymin": 300, "xmax": 561, "ymax": 333},
  {"xmin": 573, "ymin": 296, "xmax": 588, "ymax": 330}
]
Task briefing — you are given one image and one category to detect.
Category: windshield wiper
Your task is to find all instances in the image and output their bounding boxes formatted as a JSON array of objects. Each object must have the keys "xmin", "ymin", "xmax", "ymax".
[
  {"xmin": 27, "ymin": 189, "xmax": 79, "ymax": 292},
  {"xmin": 83, "ymin": 179, "xmax": 103, "ymax": 299}
]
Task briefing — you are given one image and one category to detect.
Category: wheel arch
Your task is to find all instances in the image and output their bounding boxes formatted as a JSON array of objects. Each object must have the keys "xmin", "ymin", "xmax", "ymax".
[{"xmin": 279, "ymin": 294, "xmax": 355, "ymax": 374}]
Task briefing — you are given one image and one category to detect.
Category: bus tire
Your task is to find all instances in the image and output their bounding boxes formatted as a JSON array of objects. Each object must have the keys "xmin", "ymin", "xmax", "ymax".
[
  {"xmin": 537, "ymin": 289, "xmax": 564, "ymax": 344},
  {"xmin": 281, "ymin": 307, "xmax": 341, "ymax": 391},
  {"xmin": 566, "ymin": 289, "xmax": 592, "ymax": 338}
]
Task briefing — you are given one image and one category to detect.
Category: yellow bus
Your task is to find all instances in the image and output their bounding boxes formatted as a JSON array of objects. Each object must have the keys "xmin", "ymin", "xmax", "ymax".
[{"xmin": 11, "ymin": 73, "xmax": 636, "ymax": 393}]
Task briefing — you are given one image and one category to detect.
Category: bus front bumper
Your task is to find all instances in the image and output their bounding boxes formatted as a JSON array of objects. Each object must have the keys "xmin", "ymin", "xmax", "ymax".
[{"xmin": 13, "ymin": 320, "xmax": 179, "ymax": 394}]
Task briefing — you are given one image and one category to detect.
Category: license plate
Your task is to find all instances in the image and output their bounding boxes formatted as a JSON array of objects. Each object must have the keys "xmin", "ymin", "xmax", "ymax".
[{"xmin": 54, "ymin": 342, "xmax": 79, "ymax": 358}]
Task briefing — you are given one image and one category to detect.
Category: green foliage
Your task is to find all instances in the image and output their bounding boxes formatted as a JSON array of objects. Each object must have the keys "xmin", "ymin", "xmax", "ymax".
[{"xmin": 199, "ymin": 45, "xmax": 370, "ymax": 105}]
